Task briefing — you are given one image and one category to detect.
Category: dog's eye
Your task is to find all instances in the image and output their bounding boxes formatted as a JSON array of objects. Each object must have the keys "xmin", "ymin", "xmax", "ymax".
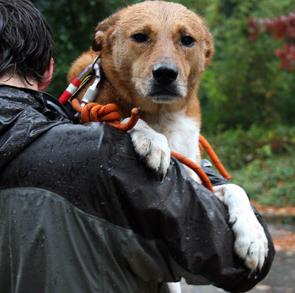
[
  {"xmin": 180, "ymin": 35, "xmax": 195, "ymax": 47},
  {"xmin": 131, "ymin": 33, "xmax": 149, "ymax": 43}
]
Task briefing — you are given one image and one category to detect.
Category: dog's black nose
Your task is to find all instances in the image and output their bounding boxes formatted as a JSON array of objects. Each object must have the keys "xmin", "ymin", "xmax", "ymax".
[{"xmin": 152, "ymin": 63, "xmax": 178, "ymax": 85}]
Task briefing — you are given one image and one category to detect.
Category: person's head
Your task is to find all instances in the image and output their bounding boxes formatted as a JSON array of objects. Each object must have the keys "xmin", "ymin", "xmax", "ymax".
[{"xmin": 0, "ymin": 0, "xmax": 54, "ymax": 90}]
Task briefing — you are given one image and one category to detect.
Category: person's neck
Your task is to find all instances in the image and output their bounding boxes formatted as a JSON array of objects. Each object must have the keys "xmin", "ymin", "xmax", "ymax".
[{"xmin": 0, "ymin": 75, "xmax": 38, "ymax": 90}]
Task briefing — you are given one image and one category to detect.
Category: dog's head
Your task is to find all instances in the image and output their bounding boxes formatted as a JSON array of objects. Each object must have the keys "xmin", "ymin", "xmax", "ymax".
[{"xmin": 93, "ymin": 1, "xmax": 213, "ymax": 110}]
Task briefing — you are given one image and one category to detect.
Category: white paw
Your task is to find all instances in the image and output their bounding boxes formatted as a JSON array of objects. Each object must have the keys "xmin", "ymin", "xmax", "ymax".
[
  {"xmin": 231, "ymin": 210, "xmax": 268, "ymax": 271},
  {"xmin": 128, "ymin": 119, "xmax": 171, "ymax": 176},
  {"xmin": 214, "ymin": 184, "xmax": 268, "ymax": 271},
  {"xmin": 167, "ymin": 282, "xmax": 182, "ymax": 293}
]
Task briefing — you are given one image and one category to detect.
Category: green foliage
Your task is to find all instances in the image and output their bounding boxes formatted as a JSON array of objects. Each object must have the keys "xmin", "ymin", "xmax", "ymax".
[
  {"xmin": 232, "ymin": 155, "xmax": 295, "ymax": 206},
  {"xmin": 197, "ymin": 0, "xmax": 295, "ymax": 131},
  {"xmin": 206, "ymin": 125, "xmax": 295, "ymax": 169},
  {"xmin": 205, "ymin": 125, "xmax": 295, "ymax": 206}
]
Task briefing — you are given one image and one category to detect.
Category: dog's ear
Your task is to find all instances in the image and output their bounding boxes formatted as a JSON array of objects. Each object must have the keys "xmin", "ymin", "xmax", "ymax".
[
  {"xmin": 92, "ymin": 13, "xmax": 121, "ymax": 51},
  {"xmin": 204, "ymin": 28, "xmax": 214, "ymax": 68}
]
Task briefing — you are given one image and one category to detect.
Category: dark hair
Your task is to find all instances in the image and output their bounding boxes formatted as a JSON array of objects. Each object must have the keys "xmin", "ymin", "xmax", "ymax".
[{"xmin": 0, "ymin": 0, "xmax": 54, "ymax": 82}]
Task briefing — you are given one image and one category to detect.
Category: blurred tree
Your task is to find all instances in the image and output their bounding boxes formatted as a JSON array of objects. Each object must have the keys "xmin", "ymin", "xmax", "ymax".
[{"xmin": 249, "ymin": 12, "xmax": 295, "ymax": 71}]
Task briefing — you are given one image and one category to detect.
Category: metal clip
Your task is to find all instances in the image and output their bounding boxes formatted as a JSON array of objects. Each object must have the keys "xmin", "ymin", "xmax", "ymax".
[{"xmin": 81, "ymin": 58, "xmax": 101, "ymax": 106}]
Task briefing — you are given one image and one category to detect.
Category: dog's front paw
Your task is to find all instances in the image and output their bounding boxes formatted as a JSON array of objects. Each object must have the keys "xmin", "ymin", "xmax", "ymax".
[
  {"xmin": 128, "ymin": 119, "xmax": 171, "ymax": 176},
  {"xmin": 231, "ymin": 210, "xmax": 268, "ymax": 271},
  {"xmin": 215, "ymin": 184, "xmax": 268, "ymax": 271}
]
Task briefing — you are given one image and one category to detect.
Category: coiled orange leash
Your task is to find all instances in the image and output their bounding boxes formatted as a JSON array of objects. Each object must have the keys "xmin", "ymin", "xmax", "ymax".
[{"xmin": 71, "ymin": 99, "xmax": 139, "ymax": 131}]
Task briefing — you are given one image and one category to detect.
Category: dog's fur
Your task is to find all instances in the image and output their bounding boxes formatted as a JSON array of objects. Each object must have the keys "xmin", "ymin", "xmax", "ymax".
[{"xmin": 68, "ymin": 1, "xmax": 268, "ymax": 290}]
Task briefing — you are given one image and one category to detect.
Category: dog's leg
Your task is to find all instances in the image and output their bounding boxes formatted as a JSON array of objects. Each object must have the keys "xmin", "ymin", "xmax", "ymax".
[
  {"xmin": 153, "ymin": 110, "xmax": 202, "ymax": 182},
  {"xmin": 213, "ymin": 184, "xmax": 268, "ymax": 271},
  {"xmin": 127, "ymin": 119, "xmax": 171, "ymax": 176}
]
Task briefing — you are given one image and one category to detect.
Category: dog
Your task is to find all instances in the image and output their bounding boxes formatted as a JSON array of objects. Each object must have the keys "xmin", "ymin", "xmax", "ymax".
[{"xmin": 68, "ymin": 1, "xmax": 268, "ymax": 292}]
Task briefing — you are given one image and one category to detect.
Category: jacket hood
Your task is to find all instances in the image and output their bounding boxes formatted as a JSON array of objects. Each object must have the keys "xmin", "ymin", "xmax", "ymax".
[{"xmin": 0, "ymin": 85, "xmax": 70, "ymax": 170}]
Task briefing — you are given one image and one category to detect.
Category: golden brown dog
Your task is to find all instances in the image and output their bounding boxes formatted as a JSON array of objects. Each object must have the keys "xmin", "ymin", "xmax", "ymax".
[{"xmin": 68, "ymin": 2, "xmax": 268, "ymax": 291}]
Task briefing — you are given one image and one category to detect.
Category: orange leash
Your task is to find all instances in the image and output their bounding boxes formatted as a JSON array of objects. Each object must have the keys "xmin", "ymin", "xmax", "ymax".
[
  {"xmin": 71, "ymin": 98, "xmax": 230, "ymax": 191},
  {"xmin": 71, "ymin": 99, "xmax": 140, "ymax": 131},
  {"xmin": 171, "ymin": 151, "xmax": 214, "ymax": 191},
  {"xmin": 199, "ymin": 135, "xmax": 231, "ymax": 180}
]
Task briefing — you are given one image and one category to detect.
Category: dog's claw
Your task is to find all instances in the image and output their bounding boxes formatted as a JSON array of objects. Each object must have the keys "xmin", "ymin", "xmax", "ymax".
[{"xmin": 127, "ymin": 119, "xmax": 171, "ymax": 177}]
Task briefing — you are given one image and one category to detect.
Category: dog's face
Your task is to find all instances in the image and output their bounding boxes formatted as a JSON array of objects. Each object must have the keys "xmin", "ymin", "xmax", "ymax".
[{"xmin": 93, "ymin": 1, "xmax": 213, "ymax": 110}]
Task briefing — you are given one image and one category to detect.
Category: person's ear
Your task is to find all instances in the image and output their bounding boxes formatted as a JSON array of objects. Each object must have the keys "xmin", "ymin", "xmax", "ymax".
[{"xmin": 38, "ymin": 58, "xmax": 54, "ymax": 91}]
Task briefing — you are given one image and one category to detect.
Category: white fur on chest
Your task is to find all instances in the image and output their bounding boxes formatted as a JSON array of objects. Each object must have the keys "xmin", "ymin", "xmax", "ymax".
[{"xmin": 150, "ymin": 110, "xmax": 201, "ymax": 164}]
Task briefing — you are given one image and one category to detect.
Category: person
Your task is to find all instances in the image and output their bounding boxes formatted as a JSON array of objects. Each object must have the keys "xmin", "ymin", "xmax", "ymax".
[{"xmin": 0, "ymin": 1, "xmax": 274, "ymax": 293}]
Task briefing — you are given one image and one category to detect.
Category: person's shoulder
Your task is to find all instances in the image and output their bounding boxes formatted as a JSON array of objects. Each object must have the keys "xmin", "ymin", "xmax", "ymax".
[{"xmin": 41, "ymin": 122, "xmax": 133, "ymax": 160}]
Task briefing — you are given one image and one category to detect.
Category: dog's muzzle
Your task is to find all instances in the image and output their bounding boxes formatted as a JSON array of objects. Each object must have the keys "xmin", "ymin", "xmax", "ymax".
[{"xmin": 149, "ymin": 63, "xmax": 185, "ymax": 103}]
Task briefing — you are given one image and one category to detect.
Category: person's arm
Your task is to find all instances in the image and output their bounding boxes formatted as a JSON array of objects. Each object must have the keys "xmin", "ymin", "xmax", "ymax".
[
  {"xmin": 0, "ymin": 117, "xmax": 275, "ymax": 292},
  {"xmin": 0, "ymin": 92, "xmax": 275, "ymax": 292}
]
